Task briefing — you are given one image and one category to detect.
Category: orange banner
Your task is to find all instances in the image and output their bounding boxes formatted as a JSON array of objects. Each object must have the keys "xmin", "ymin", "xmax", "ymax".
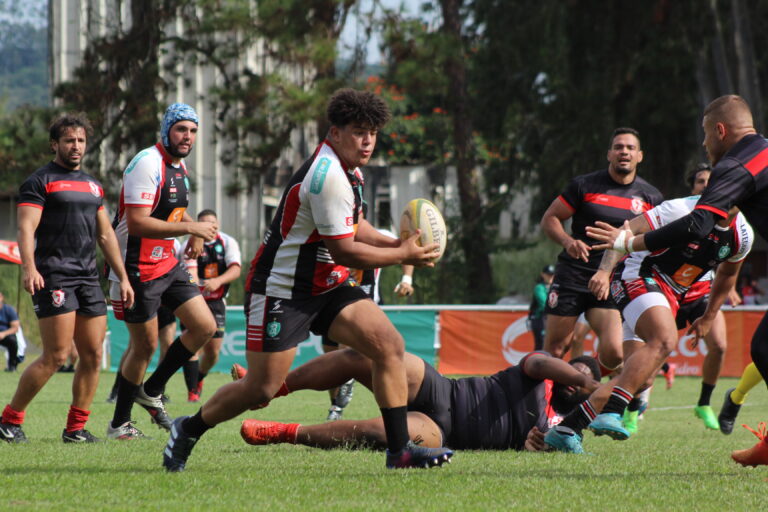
[{"xmin": 437, "ymin": 309, "xmax": 764, "ymax": 377}]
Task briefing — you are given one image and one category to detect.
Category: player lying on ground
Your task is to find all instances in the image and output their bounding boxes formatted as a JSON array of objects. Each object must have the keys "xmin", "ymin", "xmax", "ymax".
[{"xmin": 232, "ymin": 349, "xmax": 600, "ymax": 451}]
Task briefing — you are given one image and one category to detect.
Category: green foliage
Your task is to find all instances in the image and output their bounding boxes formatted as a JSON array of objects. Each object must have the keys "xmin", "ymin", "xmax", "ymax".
[
  {"xmin": 0, "ymin": 104, "xmax": 56, "ymax": 192},
  {"xmin": 0, "ymin": 0, "xmax": 49, "ymax": 110},
  {"xmin": 491, "ymin": 238, "xmax": 562, "ymax": 299},
  {"xmin": 0, "ymin": 370, "xmax": 765, "ymax": 510},
  {"xmin": 0, "ymin": 264, "xmax": 40, "ymax": 348}
]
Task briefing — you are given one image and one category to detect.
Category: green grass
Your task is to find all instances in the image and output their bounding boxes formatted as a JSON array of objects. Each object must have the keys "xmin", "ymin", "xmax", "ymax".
[{"xmin": 1, "ymin": 370, "xmax": 767, "ymax": 511}]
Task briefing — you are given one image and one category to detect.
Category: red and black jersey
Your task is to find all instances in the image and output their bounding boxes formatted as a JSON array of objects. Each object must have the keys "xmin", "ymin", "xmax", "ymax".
[
  {"xmin": 555, "ymin": 169, "xmax": 663, "ymax": 286},
  {"xmin": 696, "ymin": 134, "xmax": 768, "ymax": 242},
  {"xmin": 17, "ymin": 161, "xmax": 104, "ymax": 286}
]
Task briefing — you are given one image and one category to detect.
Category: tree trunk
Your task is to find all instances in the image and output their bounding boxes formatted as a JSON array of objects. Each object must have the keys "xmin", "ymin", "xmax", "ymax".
[
  {"xmin": 708, "ymin": 0, "xmax": 734, "ymax": 96},
  {"xmin": 731, "ymin": 0, "xmax": 764, "ymax": 132},
  {"xmin": 439, "ymin": 0, "xmax": 494, "ymax": 303}
]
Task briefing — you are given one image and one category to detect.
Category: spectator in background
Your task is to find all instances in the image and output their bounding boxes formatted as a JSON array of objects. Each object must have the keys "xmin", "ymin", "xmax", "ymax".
[
  {"xmin": 739, "ymin": 275, "xmax": 762, "ymax": 305},
  {"xmin": 529, "ymin": 265, "xmax": 555, "ymax": 351},
  {"xmin": 0, "ymin": 291, "xmax": 20, "ymax": 372}
]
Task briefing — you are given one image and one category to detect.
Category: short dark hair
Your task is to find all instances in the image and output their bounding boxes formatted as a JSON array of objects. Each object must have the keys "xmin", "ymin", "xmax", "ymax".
[
  {"xmin": 609, "ymin": 127, "xmax": 641, "ymax": 149},
  {"xmin": 49, "ymin": 112, "xmax": 93, "ymax": 141},
  {"xmin": 327, "ymin": 89, "xmax": 391, "ymax": 130},
  {"xmin": 197, "ymin": 209, "xmax": 217, "ymax": 220},
  {"xmin": 685, "ymin": 162, "xmax": 711, "ymax": 189},
  {"xmin": 570, "ymin": 355, "xmax": 601, "ymax": 381}
]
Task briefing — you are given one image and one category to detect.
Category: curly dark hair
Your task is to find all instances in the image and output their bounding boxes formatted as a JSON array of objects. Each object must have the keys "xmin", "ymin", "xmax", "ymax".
[
  {"xmin": 569, "ymin": 355, "xmax": 601, "ymax": 382},
  {"xmin": 49, "ymin": 112, "xmax": 94, "ymax": 141},
  {"xmin": 327, "ymin": 88, "xmax": 391, "ymax": 130}
]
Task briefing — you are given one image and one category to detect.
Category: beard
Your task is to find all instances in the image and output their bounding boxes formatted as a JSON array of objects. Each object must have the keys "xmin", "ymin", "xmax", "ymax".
[
  {"xmin": 613, "ymin": 164, "xmax": 633, "ymax": 175},
  {"xmin": 550, "ymin": 383, "xmax": 590, "ymax": 416},
  {"xmin": 167, "ymin": 141, "xmax": 191, "ymax": 158}
]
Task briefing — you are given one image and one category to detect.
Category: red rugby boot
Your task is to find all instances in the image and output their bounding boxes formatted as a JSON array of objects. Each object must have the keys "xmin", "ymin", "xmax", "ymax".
[
  {"xmin": 241, "ymin": 419, "xmax": 299, "ymax": 445},
  {"xmin": 732, "ymin": 422, "xmax": 768, "ymax": 467}
]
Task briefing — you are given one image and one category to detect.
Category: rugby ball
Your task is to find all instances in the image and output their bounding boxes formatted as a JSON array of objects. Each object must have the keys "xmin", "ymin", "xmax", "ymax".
[{"xmin": 400, "ymin": 198, "xmax": 447, "ymax": 261}]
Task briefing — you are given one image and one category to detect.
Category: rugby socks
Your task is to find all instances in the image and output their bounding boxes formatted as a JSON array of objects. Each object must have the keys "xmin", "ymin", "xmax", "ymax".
[
  {"xmin": 559, "ymin": 400, "xmax": 597, "ymax": 435},
  {"xmin": 197, "ymin": 371, "xmax": 208, "ymax": 389},
  {"xmin": 661, "ymin": 362, "xmax": 670, "ymax": 373},
  {"xmin": 627, "ymin": 397, "xmax": 643, "ymax": 412},
  {"xmin": 1, "ymin": 404, "xmax": 25, "ymax": 425},
  {"xmin": 111, "ymin": 375, "xmax": 139, "ymax": 428},
  {"xmin": 65, "ymin": 405, "xmax": 90, "ymax": 433},
  {"xmin": 698, "ymin": 383, "xmax": 715, "ymax": 407},
  {"xmin": 601, "ymin": 386, "xmax": 633, "ymax": 415},
  {"xmin": 144, "ymin": 337, "xmax": 194, "ymax": 397},
  {"xmin": 109, "ymin": 371, "xmax": 121, "ymax": 397},
  {"xmin": 380, "ymin": 406, "xmax": 410, "ymax": 453},
  {"xmin": 183, "ymin": 360, "xmax": 200, "ymax": 393},
  {"xmin": 182, "ymin": 409, "xmax": 212, "ymax": 438},
  {"xmin": 732, "ymin": 362, "xmax": 763, "ymax": 405}
]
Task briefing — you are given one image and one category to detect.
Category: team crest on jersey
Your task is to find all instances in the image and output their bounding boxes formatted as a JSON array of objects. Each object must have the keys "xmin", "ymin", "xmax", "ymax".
[
  {"xmin": 151, "ymin": 246, "xmax": 164, "ymax": 259},
  {"xmin": 266, "ymin": 320, "xmax": 281, "ymax": 338},
  {"xmin": 547, "ymin": 289, "xmax": 558, "ymax": 308},
  {"xmin": 630, "ymin": 197, "xmax": 645, "ymax": 214},
  {"xmin": 51, "ymin": 289, "xmax": 66, "ymax": 308},
  {"xmin": 718, "ymin": 246, "xmax": 731, "ymax": 259},
  {"xmin": 215, "ymin": 245, "xmax": 223, "ymax": 253},
  {"xmin": 88, "ymin": 182, "xmax": 101, "ymax": 197},
  {"xmin": 326, "ymin": 270, "xmax": 343, "ymax": 286},
  {"xmin": 610, "ymin": 280, "xmax": 625, "ymax": 301}
]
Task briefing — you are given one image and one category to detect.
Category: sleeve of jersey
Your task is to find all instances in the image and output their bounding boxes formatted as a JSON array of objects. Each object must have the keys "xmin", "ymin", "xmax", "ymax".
[
  {"xmin": 17, "ymin": 174, "xmax": 46, "ymax": 209},
  {"xmin": 223, "ymin": 234, "xmax": 242, "ymax": 267},
  {"xmin": 557, "ymin": 177, "xmax": 581, "ymax": 213},
  {"xmin": 307, "ymin": 163, "xmax": 356, "ymax": 240},
  {"xmin": 643, "ymin": 198, "xmax": 695, "ymax": 230},
  {"xmin": 519, "ymin": 351, "xmax": 551, "ymax": 379},
  {"xmin": 696, "ymin": 164, "xmax": 754, "ymax": 219},
  {"xmin": 122, "ymin": 154, "xmax": 160, "ymax": 207},
  {"xmin": 728, "ymin": 214, "xmax": 755, "ymax": 263}
]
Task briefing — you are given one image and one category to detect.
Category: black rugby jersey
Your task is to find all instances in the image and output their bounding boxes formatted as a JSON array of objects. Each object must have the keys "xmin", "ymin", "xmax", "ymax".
[
  {"xmin": 17, "ymin": 162, "xmax": 104, "ymax": 286},
  {"xmin": 188, "ymin": 232, "xmax": 241, "ymax": 301},
  {"xmin": 696, "ymin": 134, "xmax": 768, "ymax": 241},
  {"xmin": 448, "ymin": 357, "xmax": 553, "ymax": 450},
  {"xmin": 556, "ymin": 169, "xmax": 663, "ymax": 283}
]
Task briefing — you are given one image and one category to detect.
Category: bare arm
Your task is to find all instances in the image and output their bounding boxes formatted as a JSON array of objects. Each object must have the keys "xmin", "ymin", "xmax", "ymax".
[
  {"xmin": 688, "ymin": 260, "xmax": 743, "ymax": 340},
  {"xmin": 540, "ymin": 198, "xmax": 589, "ymax": 262},
  {"xmin": 522, "ymin": 353, "xmax": 600, "ymax": 392},
  {"xmin": 355, "ymin": 218, "xmax": 400, "ymax": 248},
  {"xmin": 126, "ymin": 207, "xmax": 216, "ymax": 241},
  {"xmin": 17, "ymin": 205, "xmax": 45, "ymax": 294},
  {"xmin": 588, "ymin": 217, "xmax": 650, "ymax": 300},
  {"xmin": 96, "ymin": 209, "xmax": 135, "ymax": 309},
  {"xmin": 201, "ymin": 264, "xmax": 241, "ymax": 294},
  {"xmin": 323, "ymin": 232, "xmax": 438, "ymax": 270}
]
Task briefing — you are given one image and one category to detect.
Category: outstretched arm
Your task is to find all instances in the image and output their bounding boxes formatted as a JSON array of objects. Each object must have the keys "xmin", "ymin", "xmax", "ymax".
[{"xmin": 522, "ymin": 353, "xmax": 599, "ymax": 393}]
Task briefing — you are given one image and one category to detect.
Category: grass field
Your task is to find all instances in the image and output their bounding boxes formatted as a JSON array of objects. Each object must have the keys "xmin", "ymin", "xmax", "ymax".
[{"xmin": 1, "ymin": 369, "xmax": 767, "ymax": 511}]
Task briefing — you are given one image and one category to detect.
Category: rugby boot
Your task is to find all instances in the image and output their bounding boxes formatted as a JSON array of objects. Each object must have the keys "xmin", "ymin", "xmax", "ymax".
[
  {"xmin": 543, "ymin": 425, "xmax": 584, "ymax": 454},
  {"xmin": 135, "ymin": 384, "xmax": 173, "ymax": 431},
  {"xmin": 241, "ymin": 419, "xmax": 299, "ymax": 445},
  {"xmin": 664, "ymin": 363, "xmax": 676, "ymax": 390},
  {"xmin": 62, "ymin": 428, "xmax": 101, "ymax": 443},
  {"xmin": 693, "ymin": 405, "xmax": 719, "ymax": 430},
  {"xmin": 589, "ymin": 412, "xmax": 630, "ymax": 440},
  {"xmin": 0, "ymin": 422, "xmax": 28, "ymax": 443},
  {"xmin": 718, "ymin": 388, "xmax": 741, "ymax": 435},
  {"xmin": 732, "ymin": 422, "xmax": 768, "ymax": 467},
  {"xmin": 335, "ymin": 379, "xmax": 355, "ymax": 408},
  {"xmin": 385, "ymin": 441, "xmax": 453, "ymax": 469},
  {"xmin": 106, "ymin": 420, "xmax": 148, "ymax": 440},
  {"xmin": 163, "ymin": 416, "xmax": 199, "ymax": 472},
  {"xmin": 327, "ymin": 405, "xmax": 344, "ymax": 421},
  {"xmin": 187, "ymin": 391, "xmax": 200, "ymax": 403},
  {"xmin": 623, "ymin": 410, "xmax": 639, "ymax": 435}
]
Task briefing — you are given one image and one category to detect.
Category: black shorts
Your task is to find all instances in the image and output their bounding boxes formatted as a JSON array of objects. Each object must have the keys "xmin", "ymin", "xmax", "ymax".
[
  {"xmin": 33, "ymin": 282, "xmax": 107, "ymax": 319},
  {"xmin": 544, "ymin": 280, "xmax": 617, "ymax": 317},
  {"xmin": 181, "ymin": 299, "xmax": 226, "ymax": 337},
  {"xmin": 157, "ymin": 305, "xmax": 176, "ymax": 330},
  {"xmin": 114, "ymin": 263, "xmax": 200, "ymax": 324},
  {"xmin": 675, "ymin": 296, "xmax": 708, "ymax": 330},
  {"xmin": 409, "ymin": 361, "xmax": 453, "ymax": 444},
  {"xmin": 244, "ymin": 281, "xmax": 369, "ymax": 353}
]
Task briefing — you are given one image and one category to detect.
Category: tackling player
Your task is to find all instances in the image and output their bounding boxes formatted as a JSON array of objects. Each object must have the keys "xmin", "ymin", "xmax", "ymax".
[
  {"xmin": 231, "ymin": 350, "xmax": 600, "ymax": 452},
  {"xmin": 1, "ymin": 113, "xmax": 134, "ymax": 443},
  {"xmin": 162, "ymin": 89, "xmax": 452, "ymax": 472},
  {"xmin": 107, "ymin": 103, "xmax": 218, "ymax": 439},
  {"xmin": 540, "ymin": 128, "xmax": 663, "ymax": 374}
]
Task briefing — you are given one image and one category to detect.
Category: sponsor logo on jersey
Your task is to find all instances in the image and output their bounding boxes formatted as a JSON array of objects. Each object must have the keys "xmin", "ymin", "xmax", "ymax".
[
  {"xmin": 124, "ymin": 149, "xmax": 150, "ymax": 174},
  {"xmin": 345, "ymin": 217, "xmax": 353, "ymax": 226},
  {"xmin": 51, "ymin": 289, "xmax": 66, "ymax": 308},
  {"xmin": 718, "ymin": 246, "xmax": 731, "ymax": 259},
  {"xmin": 89, "ymin": 182, "xmax": 101, "ymax": 197},
  {"xmin": 610, "ymin": 280, "xmax": 624, "ymax": 301},
  {"xmin": 270, "ymin": 300, "xmax": 283, "ymax": 313},
  {"xmin": 215, "ymin": 245, "xmax": 223, "ymax": 253},
  {"xmin": 141, "ymin": 192, "xmax": 155, "ymax": 201},
  {"xmin": 266, "ymin": 320, "xmax": 281, "ymax": 338},
  {"xmin": 310, "ymin": 158, "xmax": 331, "ymax": 194}
]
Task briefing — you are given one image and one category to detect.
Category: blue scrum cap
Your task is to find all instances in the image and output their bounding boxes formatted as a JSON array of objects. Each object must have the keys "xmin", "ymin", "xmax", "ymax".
[{"xmin": 161, "ymin": 103, "xmax": 199, "ymax": 147}]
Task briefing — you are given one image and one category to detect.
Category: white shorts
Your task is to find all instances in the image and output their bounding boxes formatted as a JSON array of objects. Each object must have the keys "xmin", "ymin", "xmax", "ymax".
[{"xmin": 622, "ymin": 292, "xmax": 670, "ymax": 336}]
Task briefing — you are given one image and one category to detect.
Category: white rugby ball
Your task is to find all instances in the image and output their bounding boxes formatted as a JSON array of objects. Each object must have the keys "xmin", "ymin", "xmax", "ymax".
[{"xmin": 400, "ymin": 198, "xmax": 447, "ymax": 261}]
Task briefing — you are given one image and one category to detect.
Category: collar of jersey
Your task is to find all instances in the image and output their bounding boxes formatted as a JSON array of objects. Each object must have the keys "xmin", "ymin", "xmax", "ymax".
[{"xmin": 155, "ymin": 142, "xmax": 183, "ymax": 168}]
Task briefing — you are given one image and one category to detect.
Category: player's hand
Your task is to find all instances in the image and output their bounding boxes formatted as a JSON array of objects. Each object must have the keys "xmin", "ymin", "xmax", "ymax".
[
  {"xmin": 524, "ymin": 427, "xmax": 547, "ymax": 452},
  {"xmin": 401, "ymin": 231, "xmax": 439, "ymax": 267},
  {"xmin": 586, "ymin": 220, "xmax": 631, "ymax": 252},
  {"xmin": 202, "ymin": 277, "xmax": 221, "ymax": 293},
  {"xmin": 185, "ymin": 235, "xmax": 204, "ymax": 259},
  {"xmin": 728, "ymin": 288, "xmax": 742, "ymax": 306},
  {"xmin": 687, "ymin": 315, "xmax": 714, "ymax": 345},
  {"xmin": 190, "ymin": 221, "xmax": 217, "ymax": 241},
  {"xmin": 394, "ymin": 281, "xmax": 414, "ymax": 297},
  {"xmin": 565, "ymin": 238, "xmax": 590, "ymax": 262},
  {"xmin": 120, "ymin": 278, "xmax": 135, "ymax": 310},
  {"xmin": 588, "ymin": 270, "xmax": 611, "ymax": 300},
  {"xmin": 22, "ymin": 266, "xmax": 45, "ymax": 294}
]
